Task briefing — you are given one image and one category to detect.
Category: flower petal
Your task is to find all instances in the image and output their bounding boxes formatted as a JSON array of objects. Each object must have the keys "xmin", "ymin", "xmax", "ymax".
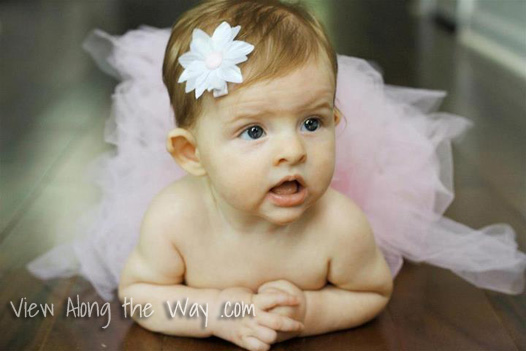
[
  {"xmin": 178, "ymin": 61, "xmax": 207, "ymax": 83},
  {"xmin": 213, "ymin": 81, "xmax": 229, "ymax": 98},
  {"xmin": 192, "ymin": 28, "xmax": 210, "ymax": 43},
  {"xmin": 208, "ymin": 71, "xmax": 225, "ymax": 91},
  {"xmin": 194, "ymin": 70, "xmax": 211, "ymax": 98},
  {"xmin": 218, "ymin": 64, "xmax": 243, "ymax": 83},
  {"xmin": 178, "ymin": 69, "xmax": 190, "ymax": 83},
  {"xmin": 224, "ymin": 41, "xmax": 255, "ymax": 59},
  {"xmin": 195, "ymin": 83, "xmax": 207, "ymax": 99},
  {"xmin": 212, "ymin": 21, "xmax": 233, "ymax": 50},
  {"xmin": 178, "ymin": 65, "xmax": 204, "ymax": 83},
  {"xmin": 178, "ymin": 52, "xmax": 202, "ymax": 68},
  {"xmin": 185, "ymin": 77, "xmax": 197, "ymax": 93},
  {"xmin": 223, "ymin": 55, "xmax": 248, "ymax": 66},
  {"xmin": 229, "ymin": 25, "xmax": 241, "ymax": 42},
  {"xmin": 187, "ymin": 60, "xmax": 206, "ymax": 72},
  {"xmin": 190, "ymin": 29, "xmax": 212, "ymax": 57}
]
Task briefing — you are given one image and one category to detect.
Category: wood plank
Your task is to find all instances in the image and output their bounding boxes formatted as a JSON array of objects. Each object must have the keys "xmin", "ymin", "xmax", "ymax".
[
  {"xmin": 0, "ymin": 269, "xmax": 75, "ymax": 351},
  {"xmin": 272, "ymin": 312, "xmax": 401, "ymax": 351},
  {"xmin": 41, "ymin": 278, "xmax": 157, "ymax": 351},
  {"xmin": 448, "ymin": 150, "xmax": 526, "ymax": 350},
  {"xmin": 485, "ymin": 291, "xmax": 526, "ymax": 351},
  {"xmin": 2, "ymin": 265, "xmax": 520, "ymax": 351},
  {"xmin": 160, "ymin": 308, "xmax": 401, "ymax": 351},
  {"xmin": 388, "ymin": 262, "xmax": 518, "ymax": 351}
]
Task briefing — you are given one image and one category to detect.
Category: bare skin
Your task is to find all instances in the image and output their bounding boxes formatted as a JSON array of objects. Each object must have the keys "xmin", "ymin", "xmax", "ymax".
[{"xmin": 119, "ymin": 59, "xmax": 393, "ymax": 351}]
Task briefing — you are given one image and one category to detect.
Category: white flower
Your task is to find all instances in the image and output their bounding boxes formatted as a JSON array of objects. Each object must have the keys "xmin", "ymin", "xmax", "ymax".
[{"xmin": 178, "ymin": 21, "xmax": 255, "ymax": 99}]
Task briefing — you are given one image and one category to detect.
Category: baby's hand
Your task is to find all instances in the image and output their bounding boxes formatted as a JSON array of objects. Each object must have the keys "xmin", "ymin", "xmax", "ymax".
[
  {"xmin": 211, "ymin": 287, "xmax": 304, "ymax": 351},
  {"xmin": 257, "ymin": 280, "xmax": 307, "ymax": 342}
]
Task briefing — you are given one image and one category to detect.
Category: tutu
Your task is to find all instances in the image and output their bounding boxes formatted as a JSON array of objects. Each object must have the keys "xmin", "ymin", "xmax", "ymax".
[{"xmin": 27, "ymin": 26, "xmax": 526, "ymax": 300}]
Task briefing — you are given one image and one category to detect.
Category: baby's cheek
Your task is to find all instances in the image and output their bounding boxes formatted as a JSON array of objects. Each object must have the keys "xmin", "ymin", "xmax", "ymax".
[
  {"xmin": 225, "ymin": 179, "xmax": 252, "ymax": 201},
  {"xmin": 311, "ymin": 147, "xmax": 335, "ymax": 185},
  {"xmin": 217, "ymin": 166, "xmax": 266, "ymax": 207}
]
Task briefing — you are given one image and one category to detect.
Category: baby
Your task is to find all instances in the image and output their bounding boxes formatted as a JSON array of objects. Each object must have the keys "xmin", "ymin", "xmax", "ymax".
[{"xmin": 118, "ymin": 1, "xmax": 393, "ymax": 350}]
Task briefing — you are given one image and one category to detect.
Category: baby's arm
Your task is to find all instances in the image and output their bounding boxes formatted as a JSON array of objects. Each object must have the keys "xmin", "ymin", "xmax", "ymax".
[
  {"xmin": 119, "ymin": 199, "xmax": 217, "ymax": 336},
  {"xmin": 300, "ymin": 203, "xmax": 393, "ymax": 336},
  {"xmin": 118, "ymin": 196, "xmax": 303, "ymax": 350}
]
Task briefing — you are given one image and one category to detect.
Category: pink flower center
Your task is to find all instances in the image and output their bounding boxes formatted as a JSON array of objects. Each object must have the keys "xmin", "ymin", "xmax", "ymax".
[{"xmin": 205, "ymin": 51, "xmax": 223, "ymax": 70}]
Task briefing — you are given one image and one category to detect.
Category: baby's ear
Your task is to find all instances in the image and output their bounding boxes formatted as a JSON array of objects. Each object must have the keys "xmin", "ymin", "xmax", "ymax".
[{"xmin": 166, "ymin": 128, "xmax": 206, "ymax": 176}]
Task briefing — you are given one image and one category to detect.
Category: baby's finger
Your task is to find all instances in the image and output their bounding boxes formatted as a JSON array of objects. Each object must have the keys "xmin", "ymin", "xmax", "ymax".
[
  {"xmin": 253, "ymin": 292, "xmax": 299, "ymax": 310},
  {"xmin": 257, "ymin": 310, "xmax": 304, "ymax": 332},
  {"xmin": 242, "ymin": 335, "xmax": 270, "ymax": 351},
  {"xmin": 249, "ymin": 325, "xmax": 278, "ymax": 345}
]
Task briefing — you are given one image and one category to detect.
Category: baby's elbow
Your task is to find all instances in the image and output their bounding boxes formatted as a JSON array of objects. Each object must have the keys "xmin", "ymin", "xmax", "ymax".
[
  {"xmin": 365, "ymin": 281, "xmax": 392, "ymax": 325},
  {"xmin": 376, "ymin": 270, "xmax": 393, "ymax": 305},
  {"xmin": 118, "ymin": 281, "xmax": 152, "ymax": 307},
  {"xmin": 374, "ymin": 250, "xmax": 394, "ymax": 302},
  {"xmin": 130, "ymin": 309, "xmax": 164, "ymax": 334},
  {"xmin": 381, "ymin": 274, "xmax": 393, "ymax": 300},
  {"xmin": 373, "ymin": 273, "xmax": 393, "ymax": 315},
  {"xmin": 118, "ymin": 270, "xmax": 137, "ymax": 303},
  {"xmin": 117, "ymin": 282, "xmax": 137, "ymax": 317},
  {"xmin": 117, "ymin": 283, "xmax": 166, "ymax": 334},
  {"xmin": 374, "ymin": 275, "xmax": 393, "ymax": 317},
  {"xmin": 118, "ymin": 282, "xmax": 130, "ymax": 304}
]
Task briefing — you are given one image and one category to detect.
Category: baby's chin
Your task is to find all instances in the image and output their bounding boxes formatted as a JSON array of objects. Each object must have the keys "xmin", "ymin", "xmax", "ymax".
[
  {"xmin": 260, "ymin": 201, "xmax": 314, "ymax": 226},
  {"xmin": 267, "ymin": 211, "xmax": 301, "ymax": 225},
  {"xmin": 261, "ymin": 186, "xmax": 328, "ymax": 225}
]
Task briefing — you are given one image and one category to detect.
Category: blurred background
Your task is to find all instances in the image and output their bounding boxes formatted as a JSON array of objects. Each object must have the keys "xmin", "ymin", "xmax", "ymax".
[
  {"xmin": 0, "ymin": 0, "xmax": 525, "ymax": 350},
  {"xmin": 2, "ymin": 0, "xmax": 524, "ymax": 266}
]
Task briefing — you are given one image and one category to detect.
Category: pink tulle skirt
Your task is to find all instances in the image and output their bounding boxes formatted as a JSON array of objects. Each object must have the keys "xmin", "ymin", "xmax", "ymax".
[{"xmin": 28, "ymin": 26, "xmax": 526, "ymax": 300}]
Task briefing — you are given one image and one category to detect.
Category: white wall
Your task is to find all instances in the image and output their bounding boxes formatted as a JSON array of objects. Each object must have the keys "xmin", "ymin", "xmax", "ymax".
[
  {"xmin": 416, "ymin": 0, "xmax": 526, "ymax": 79},
  {"xmin": 460, "ymin": 0, "xmax": 526, "ymax": 78}
]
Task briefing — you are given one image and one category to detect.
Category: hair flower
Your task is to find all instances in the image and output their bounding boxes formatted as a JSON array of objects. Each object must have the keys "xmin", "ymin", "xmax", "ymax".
[{"xmin": 178, "ymin": 21, "xmax": 255, "ymax": 99}]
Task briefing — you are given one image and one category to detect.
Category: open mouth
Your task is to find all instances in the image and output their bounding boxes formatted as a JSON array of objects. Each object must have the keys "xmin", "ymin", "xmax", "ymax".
[
  {"xmin": 270, "ymin": 180, "xmax": 302, "ymax": 195},
  {"xmin": 267, "ymin": 179, "xmax": 307, "ymax": 207}
]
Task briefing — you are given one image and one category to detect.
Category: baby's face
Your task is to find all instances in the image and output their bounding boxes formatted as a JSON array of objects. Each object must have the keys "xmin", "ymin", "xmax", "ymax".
[{"xmin": 194, "ymin": 59, "xmax": 337, "ymax": 225}]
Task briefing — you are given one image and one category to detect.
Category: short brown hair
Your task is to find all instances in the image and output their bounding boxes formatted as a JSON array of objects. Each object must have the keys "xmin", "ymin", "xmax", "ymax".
[{"xmin": 162, "ymin": 0, "xmax": 337, "ymax": 130}]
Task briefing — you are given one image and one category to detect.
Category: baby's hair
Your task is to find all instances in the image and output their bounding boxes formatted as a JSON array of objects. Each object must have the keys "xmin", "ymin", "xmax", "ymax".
[{"xmin": 162, "ymin": 0, "xmax": 338, "ymax": 130}]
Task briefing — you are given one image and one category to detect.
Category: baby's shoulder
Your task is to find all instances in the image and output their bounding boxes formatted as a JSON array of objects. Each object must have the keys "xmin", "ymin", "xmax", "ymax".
[
  {"xmin": 142, "ymin": 175, "xmax": 208, "ymax": 239},
  {"xmin": 153, "ymin": 174, "xmax": 203, "ymax": 205},
  {"xmin": 121, "ymin": 178, "xmax": 200, "ymax": 288},
  {"xmin": 317, "ymin": 188, "xmax": 372, "ymax": 244},
  {"xmin": 150, "ymin": 176, "xmax": 199, "ymax": 211},
  {"xmin": 320, "ymin": 189, "xmax": 392, "ymax": 295}
]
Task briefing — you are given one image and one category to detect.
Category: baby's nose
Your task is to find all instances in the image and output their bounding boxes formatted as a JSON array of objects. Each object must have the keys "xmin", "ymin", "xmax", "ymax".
[{"xmin": 273, "ymin": 134, "xmax": 307, "ymax": 166}]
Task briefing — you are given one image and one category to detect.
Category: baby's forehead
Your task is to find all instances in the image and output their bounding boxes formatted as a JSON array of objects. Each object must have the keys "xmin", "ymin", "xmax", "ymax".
[
  {"xmin": 218, "ymin": 62, "xmax": 335, "ymax": 117},
  {"xmin": 231, "ymin": 87, "xmax": 333, "ymax": 114}
]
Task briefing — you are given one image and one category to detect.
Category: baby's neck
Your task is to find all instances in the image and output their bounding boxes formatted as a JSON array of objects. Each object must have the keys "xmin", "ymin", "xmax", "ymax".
[{"xmin": 200, "ymin": 177, "xmax": 298, "ymax": 236}]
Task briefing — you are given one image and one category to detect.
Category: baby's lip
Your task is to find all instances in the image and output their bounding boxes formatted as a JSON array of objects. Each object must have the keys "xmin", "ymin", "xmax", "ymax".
[{"xmin": 270, "ymin": 174, "xmax": 306, "ymax": 190}]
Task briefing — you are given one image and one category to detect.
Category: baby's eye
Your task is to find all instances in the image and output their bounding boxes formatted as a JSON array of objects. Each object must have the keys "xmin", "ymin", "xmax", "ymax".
[
  {"xmin": 301, "ymin": 117, "xmax": 320, "ymax": 132},
  {"xmin": 239, "ymin": 125, "xmax": 266, "ymax": 140}
]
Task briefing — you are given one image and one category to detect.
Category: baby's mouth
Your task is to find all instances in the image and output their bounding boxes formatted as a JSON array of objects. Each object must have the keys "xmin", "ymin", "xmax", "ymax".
[
  {"xmin": 267, "ymin": 179, "xmax": 308, "ymax": 207},
  {"xmin": 270, "ymin": 180, "xmax": 301, "ymax": 195}
]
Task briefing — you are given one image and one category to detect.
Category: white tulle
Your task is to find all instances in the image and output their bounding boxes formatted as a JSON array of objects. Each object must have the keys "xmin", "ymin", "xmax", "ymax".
[{"xmin": 27, "ymin": 26, "xmax": 526, "ymax": 300}]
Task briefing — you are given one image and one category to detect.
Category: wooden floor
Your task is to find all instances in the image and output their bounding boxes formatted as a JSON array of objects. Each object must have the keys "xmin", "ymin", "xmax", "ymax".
[{"xmin": 1, "ymin": 1, "xmax": 525, "ymax": 350}]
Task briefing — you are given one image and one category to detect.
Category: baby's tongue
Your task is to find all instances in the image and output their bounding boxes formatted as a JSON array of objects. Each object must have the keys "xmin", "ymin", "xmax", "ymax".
[{"xmin": 270, "ymin": 181, "xmax": 298, "ymax": 195}]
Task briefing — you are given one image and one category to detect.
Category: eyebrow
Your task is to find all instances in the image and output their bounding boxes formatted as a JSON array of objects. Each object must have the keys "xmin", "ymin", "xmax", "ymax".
[{"xmin": 228, "ymin": 98, "xmax": 333, "ymax": 124}]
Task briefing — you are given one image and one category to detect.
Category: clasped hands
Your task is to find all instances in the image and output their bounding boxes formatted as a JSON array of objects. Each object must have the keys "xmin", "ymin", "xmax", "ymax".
[{"xmin": 212, "ymin": 279, "xmax": 307, "ymax": 351}]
